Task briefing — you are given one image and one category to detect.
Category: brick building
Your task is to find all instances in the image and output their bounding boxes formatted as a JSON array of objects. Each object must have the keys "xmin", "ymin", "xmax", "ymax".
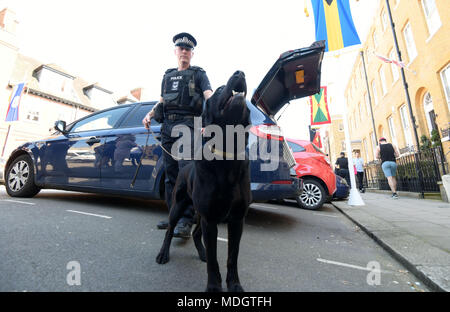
[{"xmin": 340, "ymin": 0, "xmax": 450, "ymax": 163}]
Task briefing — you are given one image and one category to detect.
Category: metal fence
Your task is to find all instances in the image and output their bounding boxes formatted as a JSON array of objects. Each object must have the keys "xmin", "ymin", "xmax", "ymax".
[{"xmin": 363, "ymin": 146, "xmax": 447, "ymax": 194}]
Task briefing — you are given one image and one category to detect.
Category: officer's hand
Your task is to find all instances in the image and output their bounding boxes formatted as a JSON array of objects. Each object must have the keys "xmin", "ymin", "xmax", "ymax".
[{"xmin": 142, "ymin": 110, "xmax": 155, "ymax": 129}]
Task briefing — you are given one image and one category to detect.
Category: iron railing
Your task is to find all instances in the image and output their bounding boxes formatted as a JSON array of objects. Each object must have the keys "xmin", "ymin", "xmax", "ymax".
[{"xmin": 363, "ymin": 146, "xmax": 447, "ymax": 194}]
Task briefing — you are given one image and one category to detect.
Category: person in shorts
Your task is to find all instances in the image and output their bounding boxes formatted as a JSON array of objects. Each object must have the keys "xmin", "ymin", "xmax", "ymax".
[{"xmin": 376, "ymin": 137, "xmax": 400, "ymax": 199}]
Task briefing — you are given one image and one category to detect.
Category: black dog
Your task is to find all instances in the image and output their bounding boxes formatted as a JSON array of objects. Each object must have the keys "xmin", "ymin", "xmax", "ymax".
[{"xmin": 156, "ymin": 71, "xmax": 251, "ymax": 292}]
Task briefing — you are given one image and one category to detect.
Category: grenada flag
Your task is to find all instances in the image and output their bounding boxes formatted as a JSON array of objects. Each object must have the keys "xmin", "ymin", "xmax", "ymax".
[
  {"xmin": 310, "ymin": 0, "xmax": 361, "ymax": 52},
  {"xmin": 310, "ymin": 86, "xmax": 331, "ymax": 125}
]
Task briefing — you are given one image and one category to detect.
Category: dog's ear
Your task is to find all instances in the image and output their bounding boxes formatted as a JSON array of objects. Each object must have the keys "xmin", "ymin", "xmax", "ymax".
[{"xmin": 202, "ymin": 86, "xmax": 225, "ymax": 125}]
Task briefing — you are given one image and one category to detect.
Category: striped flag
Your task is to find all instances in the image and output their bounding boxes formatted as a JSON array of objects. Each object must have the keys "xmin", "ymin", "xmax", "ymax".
[
  {"xmin": 5, "ymin": 82, "xmax": 26, "ymax": 122},
  {"xmin": 310, "ymin": 0, "xmax": 361, "ymax": 52},
  {"xmin": 310, "ymin": 86, "xmax": 331, "ymax": 125},
  {"xmin": 374, "ymin": 52, "xmax": 405, "ymax": 68}
]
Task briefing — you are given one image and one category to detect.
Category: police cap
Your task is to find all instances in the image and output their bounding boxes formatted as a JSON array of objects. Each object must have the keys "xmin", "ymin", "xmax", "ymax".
[{"xmin": 173, "ymin": 32, "xmax": 197, "ymax": 49}]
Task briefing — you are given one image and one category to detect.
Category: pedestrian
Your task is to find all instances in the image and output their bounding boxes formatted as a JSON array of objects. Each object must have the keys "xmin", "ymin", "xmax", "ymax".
[
  {"xmin": 335, "ymin": 152, "xmax": 350, "ymax": 186},
  {"xmin": 142, "ymin": 32, "xmax": 213, "ymax": 238},
  {"xmin": 375, "ymin": 137, "xmax": 400, "ymax": 199},
  {"xmin": 354, "ymin": 151, "xmax": 365, "ymax": 193}
]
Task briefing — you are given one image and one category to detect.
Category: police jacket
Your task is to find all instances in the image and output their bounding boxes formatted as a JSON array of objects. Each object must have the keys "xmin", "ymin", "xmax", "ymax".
[{"xmin": 160, "ymin": 66, "xmax": 211, "ymax": 117}]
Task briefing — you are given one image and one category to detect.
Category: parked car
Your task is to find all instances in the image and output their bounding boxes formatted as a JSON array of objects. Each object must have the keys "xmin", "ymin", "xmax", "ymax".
[
  {"xmin": 3, "ymin": 41, "xmax": 325, "ymax": 203},
  {"xmin": 286, "ymin": 138, "xmax": 337, "ymax": 210},
  {"xmin": 333, "ymin": 175, "xmax": 350, "ymax": 200}
]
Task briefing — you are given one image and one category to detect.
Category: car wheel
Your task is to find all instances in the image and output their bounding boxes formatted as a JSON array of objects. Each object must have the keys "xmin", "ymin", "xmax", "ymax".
[
  {"xmin": 296, "ymin": 179, "xmax": 326, "ymax": 210},
  {"xmin": 5, "ymin": 155, "xmax": 40, "ymax": 198}
]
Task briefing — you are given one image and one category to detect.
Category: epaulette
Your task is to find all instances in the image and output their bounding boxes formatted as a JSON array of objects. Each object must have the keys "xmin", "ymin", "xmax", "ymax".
[
  {"xmin": 190, "ymin": 66, "xmax": 205, "ymax": 73},
  {"xmin": 165, "ymin": 68, "xmax": 177, "ymax": 74}
]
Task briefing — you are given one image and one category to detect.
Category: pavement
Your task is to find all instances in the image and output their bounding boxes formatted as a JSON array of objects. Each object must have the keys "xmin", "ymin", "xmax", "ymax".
[{"xmin": 332, "ymin": 190, "xmax": 450, "ymax": 292}]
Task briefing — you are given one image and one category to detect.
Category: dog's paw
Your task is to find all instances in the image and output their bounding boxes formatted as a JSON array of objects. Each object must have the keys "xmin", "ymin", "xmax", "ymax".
[
  {"xmin": 227, "ymin": 283, "xmax": 244, "ymax": 292},
  {"xmin": 156, "ymin": 251, "xmax": 170, "ymax": 264},
  {"xmin": 205, "ymin": 284, "xmax": 223, "ymax": 292}
]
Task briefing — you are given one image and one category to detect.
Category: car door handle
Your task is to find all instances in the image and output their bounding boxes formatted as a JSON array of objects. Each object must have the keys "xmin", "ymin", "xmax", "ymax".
[{"xmin": 86, "ymin": 137, "xmax": 101, "ymax": 145}]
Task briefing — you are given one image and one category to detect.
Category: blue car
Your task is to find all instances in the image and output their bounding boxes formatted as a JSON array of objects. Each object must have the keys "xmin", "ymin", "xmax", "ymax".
[
  {"xmin": 333, "ymin": 175, "xmax": 350, "ymax": 200},
  {"xmin": 4, "ymin": 41, "xmax": 325, "ymax": 203}
]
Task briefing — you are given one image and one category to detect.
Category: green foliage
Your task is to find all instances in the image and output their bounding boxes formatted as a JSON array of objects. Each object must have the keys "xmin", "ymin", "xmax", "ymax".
[
  {"xmin": 420, "ymin": 135, "xmax": 432, "ymax": 151},
  {"xmin": 431, "ymin": 129, "xmax": 441, "ymax": 147}
]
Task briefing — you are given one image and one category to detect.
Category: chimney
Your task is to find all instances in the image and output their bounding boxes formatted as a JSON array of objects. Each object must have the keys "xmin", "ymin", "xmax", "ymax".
[
  {"xmin": 0, "ymin": 8, "xmax": 18, "ymax": 35},
  {"xmin": 130, "ymin": 88, "xmax": 142, "ymax": 101}
]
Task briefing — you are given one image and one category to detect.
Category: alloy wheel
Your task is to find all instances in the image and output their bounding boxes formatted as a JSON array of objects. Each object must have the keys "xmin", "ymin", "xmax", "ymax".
[
  {"xmin": 8, "ymin": 160, "xmax": 30, "ymax": 192},
  {"xmin": 300, "ymin": 183, "xmax": 322, "ymax": 207}
]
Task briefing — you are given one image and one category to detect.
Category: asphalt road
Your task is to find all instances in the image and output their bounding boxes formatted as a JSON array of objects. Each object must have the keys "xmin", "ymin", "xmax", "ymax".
[{"xmin": 0, "ymin": 185, "xmax": 428, "ymax": 292}]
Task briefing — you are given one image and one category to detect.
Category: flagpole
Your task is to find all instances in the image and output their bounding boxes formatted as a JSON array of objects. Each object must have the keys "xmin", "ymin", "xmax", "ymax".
[
  {"xmin": 360, "ymin": 50, "xmax": 378, "ymax": 144},
  {"xmin": 1, "ymin": 124, "xmax": 11, "ymax": 158}
]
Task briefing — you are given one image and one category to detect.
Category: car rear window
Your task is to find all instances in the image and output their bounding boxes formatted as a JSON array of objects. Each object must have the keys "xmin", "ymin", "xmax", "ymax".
[
  {"xmin": 287, "ymin": 141, "xmax": 306, "ymax": 152},
  {"xmin": 120, "ymin": 104, "xmax": 160, "ymax": 128}
]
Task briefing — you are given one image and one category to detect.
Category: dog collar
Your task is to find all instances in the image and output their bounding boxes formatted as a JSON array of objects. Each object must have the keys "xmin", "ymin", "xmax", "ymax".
[{"xmin": 208, "ymin": 146, "xmax": 245, "ymax": 160}]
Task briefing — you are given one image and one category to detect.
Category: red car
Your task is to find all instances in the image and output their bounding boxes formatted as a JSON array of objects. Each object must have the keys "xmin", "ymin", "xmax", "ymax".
[{"xmin": 286, "ymin": 138, "xmax": 337, "ymax": 210}]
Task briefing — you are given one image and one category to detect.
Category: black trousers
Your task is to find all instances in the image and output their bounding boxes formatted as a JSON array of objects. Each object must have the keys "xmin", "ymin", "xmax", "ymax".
[
  {"xmin": 160, "ymin": 118, "xmax": 197, "ymax": 224},
  {"xmin": 356, "ymin": 171, "xmax": 364, "ymax": 190}
]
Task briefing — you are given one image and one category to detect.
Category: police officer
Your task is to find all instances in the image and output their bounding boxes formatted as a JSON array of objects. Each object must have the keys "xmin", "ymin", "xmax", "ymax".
[{"xmin": 143, "ymin": 32, "xmax": 213, "ymax": 238}]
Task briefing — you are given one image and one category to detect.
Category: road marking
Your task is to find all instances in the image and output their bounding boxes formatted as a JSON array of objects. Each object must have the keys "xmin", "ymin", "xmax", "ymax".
[
  {"xmin": 317, "ymin": 258, "xmax": 390, "ymax": 273},
  {"xmin": 217, "ymin": 237, "xmax": 228, "ymax": 242},
  {"xmin": 250, "ymin": 204, "xmax": 279, "ymax": 210},
  {"xmin": 313, "ymin": 213, "xmax": 339, "ymax": 218},
  {"xmin": 2, "ymin": 199, "xmax": 36, "ymax": 205},
  {"xmin": 66, "ymin": 210, "xmax": 112, "ymax": 219}
]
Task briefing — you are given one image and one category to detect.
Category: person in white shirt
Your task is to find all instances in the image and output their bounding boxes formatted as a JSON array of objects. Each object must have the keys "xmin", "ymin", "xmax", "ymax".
[{"xmin": 354, "ymin": 151, "xmax": 365, "ymax": 193}]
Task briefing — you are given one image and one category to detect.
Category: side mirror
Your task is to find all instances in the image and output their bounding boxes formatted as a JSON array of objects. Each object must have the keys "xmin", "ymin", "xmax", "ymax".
[{"xmin": 54, "ymin": 120, "xmax": 68, "ymax": 134}]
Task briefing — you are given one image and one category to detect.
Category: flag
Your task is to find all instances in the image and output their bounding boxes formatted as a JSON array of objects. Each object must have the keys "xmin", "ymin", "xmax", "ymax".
[
  {"xmin": 310, "ymin": 0, "xmax": 361, "ymax": 52},
  {"xmin": 313, "ymin": 130, "xmax": 323, "ymax": 148},
  {"xmin": 374, "ymin": 52, "xmax": 405, "ymax": 68},
  {"xmin": 5, "ymin": 82, "xmax": 26, "ymax": 122},
  {"xmin": 310, "ymin": 86, "xmax": 331, "ymax": 125}
]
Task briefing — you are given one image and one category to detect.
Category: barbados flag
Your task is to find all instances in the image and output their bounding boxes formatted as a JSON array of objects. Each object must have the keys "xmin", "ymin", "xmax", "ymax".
[
  {"xmin": 311, "ymin": 0, "xmax": 361, "ymax": 52},
  {"xmin": 5, "ymin": 82, "xmax": 26, "ymax": 122},
  {"xmin": 310, "ymin": 86, "xmax": 331, "ymax": 125}
]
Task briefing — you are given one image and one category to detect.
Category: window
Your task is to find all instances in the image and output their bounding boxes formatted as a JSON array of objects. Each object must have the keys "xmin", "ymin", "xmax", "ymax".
[
  {"xmin": 287, "ymin": 141, "xmax": 306, "ymax": 153},
  {"xmin": 399, "ymin": 105, "xmax": 414, "ymax": 147},
  {"xmin": 372, "ymin": 81, "xmax": 378, "ymax": 106},
  {"xmin": 403, "ymin": 23, "xmax": 418, "ymax": 63},
  {"xmin": 372, "ymin": 32, "xmax": 378, "ymax": 49},
  {"xmin": 70, "ymin": 106, "xmax": 130, "ymax": 133},
  {"xmin": 120, "ymin": 104, "xmax": 160, "ymax": 128},
  {"xmin": 365, "ymin": 93, "xmax": 370, "ymax": 117},
  {"xmin": 26, "ymin": 110, "xmax": 39, "ymax": 122},
  {"xmin": 363, "ymin": 138, "xmax": 369, "ymax": 161},
  {"xmin": 358, "ymin": 102, "xmax": 362, "ymax": 121},
  {"xmin": 387, "ymin": 116, "xmax": 398, "ymax": 147},
  {"xmin": 440, "ymin": 64, "xmax": 450, "ymax": 110},
  {"xmin": 390, "ymin": 49, "xmax": 399, "ymax": 83},
  {"xmin": 423, "ymin": 93, "xmax": 436, "ymax": 135},
  {"xmin": 421, "ymin": 0, "xmax": 441, "ymax": 37},
  {"xmin": 359, "ymin": 63, "xmax": 364, "ymax": 80},
  {"xmin": 379, "ymin": 67, "xmax": 387, "ymax": 96},
  {"xmin": 381, "ymin": 10, "xmax": 388, "ymax": 32},
  {"xmin": 370, "ymin": 132, "xmax": 377, "ymax": 160}
]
